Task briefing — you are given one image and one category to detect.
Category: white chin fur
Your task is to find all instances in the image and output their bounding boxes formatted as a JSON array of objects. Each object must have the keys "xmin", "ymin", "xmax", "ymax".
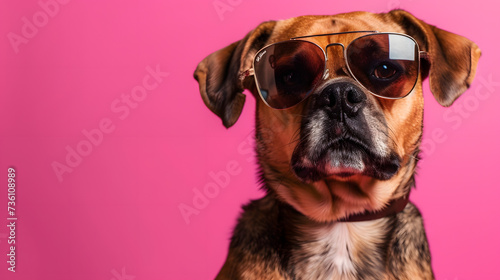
[{"xmin": 325, "ymin": 149, "xmax": 365, "ymax": 172}]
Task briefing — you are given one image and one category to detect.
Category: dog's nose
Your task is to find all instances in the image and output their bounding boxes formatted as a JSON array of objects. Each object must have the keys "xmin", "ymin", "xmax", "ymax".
[{"xmin": 318, "ymin": 82, "xmax": 366, "ymax": 120}]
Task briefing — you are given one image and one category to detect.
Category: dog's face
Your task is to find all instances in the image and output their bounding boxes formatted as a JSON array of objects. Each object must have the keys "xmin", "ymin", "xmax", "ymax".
[{"xmin": 194, "ymin": 11, "xmax": 480, "ymax": 222}]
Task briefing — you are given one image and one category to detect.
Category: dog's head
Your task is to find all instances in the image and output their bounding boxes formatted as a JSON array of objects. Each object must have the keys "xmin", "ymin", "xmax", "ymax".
[{"xmin": 194, "ymin": 10, "xmax": 480, "ymax": 222}]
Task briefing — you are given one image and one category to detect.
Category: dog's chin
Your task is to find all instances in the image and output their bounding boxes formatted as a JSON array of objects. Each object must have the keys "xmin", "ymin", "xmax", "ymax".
[{"xmin": 291, "ymin": 141, "xmax": 401, "ymax": 183}]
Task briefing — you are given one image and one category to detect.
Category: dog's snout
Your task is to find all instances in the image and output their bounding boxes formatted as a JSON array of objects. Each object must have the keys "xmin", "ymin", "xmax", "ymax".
[{"xmin": 318, "ymin": 82, "xmax": 366, "ymax": 119}]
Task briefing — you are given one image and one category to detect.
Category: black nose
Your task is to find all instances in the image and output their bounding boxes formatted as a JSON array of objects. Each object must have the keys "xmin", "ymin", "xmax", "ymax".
[{"xmin": 317, "ymin": 82, "xmax": 366, "ymax": 120}]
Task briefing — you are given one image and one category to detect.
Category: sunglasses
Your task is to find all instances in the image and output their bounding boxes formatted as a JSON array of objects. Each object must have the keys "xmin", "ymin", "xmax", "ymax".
[{"xmin": 240, "ymin": 31, "xmax": 426, "ymax": 109}]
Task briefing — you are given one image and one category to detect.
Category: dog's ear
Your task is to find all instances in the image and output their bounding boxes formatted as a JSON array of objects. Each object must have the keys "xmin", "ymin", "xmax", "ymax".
[
  {"xmin": 388, "ymin": 10, "xmax": 481, "ymax": 107},
  {"xmin": 194, "ymin": 21, "xmax": 276, "ymax": 128}
]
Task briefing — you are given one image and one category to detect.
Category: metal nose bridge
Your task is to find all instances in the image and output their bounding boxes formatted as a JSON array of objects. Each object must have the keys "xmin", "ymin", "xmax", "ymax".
[
  {"xmin": 324, "ymin": 43, "xmax": 345, "ymax": 61},
  {"xmin": 321, "ymin": 43, "xmax": 347, "ymax": 80}
]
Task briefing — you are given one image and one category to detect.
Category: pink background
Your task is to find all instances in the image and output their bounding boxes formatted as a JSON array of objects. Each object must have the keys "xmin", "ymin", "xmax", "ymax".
[{"xmin": 0, "ymin": 0, "xmax": 499, "ymax": 279}]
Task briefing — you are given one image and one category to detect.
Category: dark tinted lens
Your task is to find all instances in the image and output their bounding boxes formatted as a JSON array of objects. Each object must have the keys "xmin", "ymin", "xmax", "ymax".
[
  {"xmin": 254, "ymin": 40, "xmax": 325, "ymax": 109},
  {"xmin": 346, "ymin": 34, "xmax": 419, "ymax": 98}
]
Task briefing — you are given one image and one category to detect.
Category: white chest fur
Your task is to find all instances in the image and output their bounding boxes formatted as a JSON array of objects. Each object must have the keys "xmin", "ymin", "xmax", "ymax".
[{"xmin": 292, "ymin": 219, "xmax": 389, "ymax": 280}]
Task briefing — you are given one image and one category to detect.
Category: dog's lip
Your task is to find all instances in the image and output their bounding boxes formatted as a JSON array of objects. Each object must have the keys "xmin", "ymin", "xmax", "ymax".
[{"xmin": 324, "ymin": 166, "xmax": 364, "ymax": 180}]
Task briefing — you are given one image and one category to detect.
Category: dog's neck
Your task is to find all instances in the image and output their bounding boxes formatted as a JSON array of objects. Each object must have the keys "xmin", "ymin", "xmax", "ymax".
[{"xmin": 268, "ymin": 195, "xmax": 398, "ymax": 279}]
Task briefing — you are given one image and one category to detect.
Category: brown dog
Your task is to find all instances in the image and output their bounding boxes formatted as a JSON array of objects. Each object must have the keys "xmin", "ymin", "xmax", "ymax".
[{"xmin": 194, "ymin": 10, "xmax": 480, "ymax": 280}]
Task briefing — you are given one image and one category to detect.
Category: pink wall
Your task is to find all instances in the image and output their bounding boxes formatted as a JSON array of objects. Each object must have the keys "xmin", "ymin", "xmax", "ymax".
[{"xmin": 0, "ymin": 0, "xmax": 499, "ymax": 279}]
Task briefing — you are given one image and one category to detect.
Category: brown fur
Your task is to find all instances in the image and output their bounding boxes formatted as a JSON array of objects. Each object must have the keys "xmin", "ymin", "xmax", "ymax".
[{"xmin": 194, "ymin": 10, "xmax": 480, "ymax": 280}]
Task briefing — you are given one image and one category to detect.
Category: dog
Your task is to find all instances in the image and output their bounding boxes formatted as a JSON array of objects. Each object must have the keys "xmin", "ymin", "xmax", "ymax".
[{"xmin": 194, "ymin": 10, "xmax": 480, "ymax": 280}]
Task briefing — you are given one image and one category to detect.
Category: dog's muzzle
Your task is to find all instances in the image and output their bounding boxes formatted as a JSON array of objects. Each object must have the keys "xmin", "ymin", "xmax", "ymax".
[{"xmin": 291, "ymin": 81, "xmax": 401, "ymax": 182}]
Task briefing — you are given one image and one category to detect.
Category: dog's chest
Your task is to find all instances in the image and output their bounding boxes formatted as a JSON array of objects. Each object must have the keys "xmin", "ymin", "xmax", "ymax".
[{"xmin": 291, "ymin": 219, "xmax": 389, "ymax": 280}]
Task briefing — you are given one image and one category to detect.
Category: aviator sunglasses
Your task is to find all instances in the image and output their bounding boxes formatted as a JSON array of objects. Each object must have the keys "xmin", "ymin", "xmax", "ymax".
[{"xmin": 239, "ymin": 31, "xmax": 427, "ymax": 109}]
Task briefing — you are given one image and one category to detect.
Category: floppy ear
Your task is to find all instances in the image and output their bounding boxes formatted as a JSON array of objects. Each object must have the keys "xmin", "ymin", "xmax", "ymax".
[
  {"xmin": 388, "ymin": 10, "xmax": 481, "ymax": 107},
  {"xmin": 193, "ymin": 21, "xmax": 276, "ymax": 128}
]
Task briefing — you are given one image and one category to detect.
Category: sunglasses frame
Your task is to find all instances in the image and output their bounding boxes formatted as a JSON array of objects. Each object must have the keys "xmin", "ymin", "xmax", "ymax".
[{"xmin": 240, "ymin": 31, "xmax": 428, "ymax": 109}]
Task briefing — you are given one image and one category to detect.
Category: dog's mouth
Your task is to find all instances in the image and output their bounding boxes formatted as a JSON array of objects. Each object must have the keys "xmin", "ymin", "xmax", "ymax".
[{"xmin": 291, "ymin": 136, "xmax": 401, "ymax": 182}]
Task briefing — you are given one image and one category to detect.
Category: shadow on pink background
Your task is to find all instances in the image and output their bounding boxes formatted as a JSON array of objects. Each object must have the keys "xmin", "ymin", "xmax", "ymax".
[{"xmin": 0, "ymin": 0, "xmax": 499, "ymax": 279}]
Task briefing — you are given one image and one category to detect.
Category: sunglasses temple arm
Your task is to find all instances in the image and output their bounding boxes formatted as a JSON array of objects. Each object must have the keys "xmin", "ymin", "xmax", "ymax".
[{"xmin": 239, "ymin": 68, "xmax": 255, "ymax": 81}]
